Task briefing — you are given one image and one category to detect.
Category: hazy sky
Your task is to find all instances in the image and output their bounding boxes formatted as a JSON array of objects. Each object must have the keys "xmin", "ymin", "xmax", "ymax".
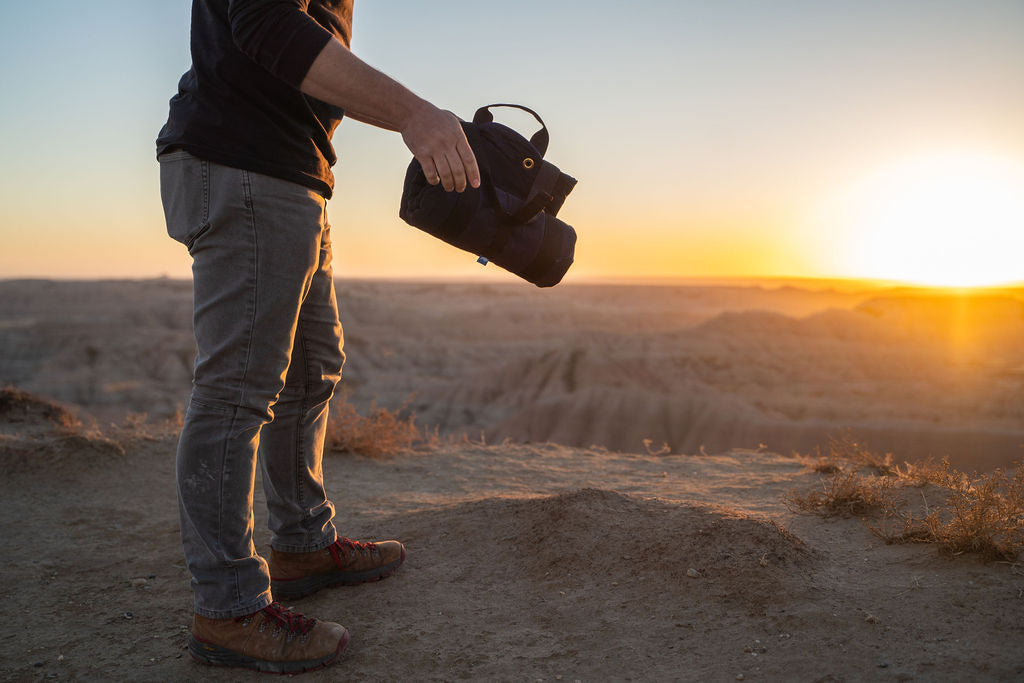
[{"xmin": 1, "ymin": 1, "xmax": 1023, "ymax": 283}]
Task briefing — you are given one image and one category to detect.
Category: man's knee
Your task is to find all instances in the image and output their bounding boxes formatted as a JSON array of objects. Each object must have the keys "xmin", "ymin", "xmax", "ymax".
[{"xmin": 189, "ymin": 380, "xmax": 284, "ymax": 424}]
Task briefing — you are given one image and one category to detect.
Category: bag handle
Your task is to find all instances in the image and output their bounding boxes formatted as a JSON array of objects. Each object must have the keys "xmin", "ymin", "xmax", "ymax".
[{"xmin": 472, "ymin": 103, "xmax": 549, "ymax": 157}]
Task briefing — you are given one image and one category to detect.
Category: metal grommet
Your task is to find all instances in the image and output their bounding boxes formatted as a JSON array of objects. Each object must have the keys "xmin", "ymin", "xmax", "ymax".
[{"xmin": 522, "ymin": 157, "xmax": 535, "ymax": 169}]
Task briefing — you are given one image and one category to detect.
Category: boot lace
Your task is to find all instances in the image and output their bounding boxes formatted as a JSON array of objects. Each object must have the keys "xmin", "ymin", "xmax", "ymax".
[
  {"xmin": 239, "ymin": 603, "xmax": 316, "ymax": 636},
  {"xmin": 334, "ymin": 537, "xmax": 376, "ymax": 558}
]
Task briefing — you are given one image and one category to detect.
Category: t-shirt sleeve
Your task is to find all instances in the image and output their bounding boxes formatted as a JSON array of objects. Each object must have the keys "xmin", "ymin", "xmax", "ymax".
[{"xmin": 227, "ymin": 0, "xmax": 335, "ymax": 88}]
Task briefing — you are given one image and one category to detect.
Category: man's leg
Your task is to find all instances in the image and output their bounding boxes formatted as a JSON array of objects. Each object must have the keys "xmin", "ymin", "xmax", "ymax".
[
  {"xmin": 161, "ymin": 150, "xmax": 339, "ymax": 608},
  {"xmin": 256, "ymin": 218, "xmax": 406, "ymax": 600},
  {"xmin": 161, "ymin": 151, "xmax": 349, "ymax": 672},
  {"xmin": 257, "ymin": 208, "xmax": 343, "ymax": 552}
]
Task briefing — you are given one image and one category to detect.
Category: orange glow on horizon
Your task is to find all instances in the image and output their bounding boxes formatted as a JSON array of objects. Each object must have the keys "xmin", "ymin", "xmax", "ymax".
[{"xmin": 815, "ymin": 151, "xmax": 1024, "ymax": 288}]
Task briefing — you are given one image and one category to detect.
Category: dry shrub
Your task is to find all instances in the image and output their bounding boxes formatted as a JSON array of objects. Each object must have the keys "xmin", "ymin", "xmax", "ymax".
[
  {"xmin": 789, "ymin": 437, "xmax": 1023, "ymax": 561},
  {"xmin": 107, "ymin": 408, "xmax": 184, "ymax": 444},
  {"xmin": 786, "ymin": 467, "xmax": 894, "ymax": 517},
  {"xmin": 870, "ymin": 462, "xmax": 1024, "ymax": 562},
  {"xmin": 325, "ymin": 394, "xmax": 435, "ymax": 457},
  {"xmin": 642, "ymin": 438, "xmax": 671, "ymax": 456},
  {"xmin": 799, "ymin": 432, "xmax": 896, "ymax": 476}
]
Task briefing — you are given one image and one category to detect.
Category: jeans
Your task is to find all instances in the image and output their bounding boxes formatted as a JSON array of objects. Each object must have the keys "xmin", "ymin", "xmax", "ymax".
[{"xmin": 159, "ymin": 150, "xmax": 343, "ymax": 618}]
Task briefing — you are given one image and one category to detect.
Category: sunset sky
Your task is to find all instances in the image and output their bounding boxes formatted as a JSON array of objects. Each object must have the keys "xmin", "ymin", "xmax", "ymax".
[{"xmin": 1, "ymin": 1, "xmax": 1023, "ymax": 285}]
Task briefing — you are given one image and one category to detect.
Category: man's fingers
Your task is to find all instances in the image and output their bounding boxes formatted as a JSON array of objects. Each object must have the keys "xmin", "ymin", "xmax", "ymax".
[
  {"xmin": 446, "ymin": 152, "xmax": 468, "ymax": 193},
  {"xmin": 410, "ymin": 112, "xmax": 480, "ymax": 192},
  {"xmin": 434, "ymin": 155, "xmax": 456, "ymax": 192},
  {"xmin": 418, "ymin": 157, "xmax": 440, "ymax": 185},
  {"xmin": 457, "ymin": 139, "xmax": 481, "ymax": 189}
]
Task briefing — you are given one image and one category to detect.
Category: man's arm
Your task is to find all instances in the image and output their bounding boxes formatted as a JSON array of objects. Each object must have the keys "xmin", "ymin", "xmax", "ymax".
[
  {"xmin": 300, "ymin": 39, "xmax": 480, "ymax": 193},
  {"xmin": 341, "ymin": 110, "xmax": 400, "ymax": 133}
]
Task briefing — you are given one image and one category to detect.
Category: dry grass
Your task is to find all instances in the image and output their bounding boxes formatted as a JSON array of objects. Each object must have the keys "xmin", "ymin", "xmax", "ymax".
[
  {"xmin": 105, "ymin": 408, "xmax": 184, "ymax": 444},
  {"xmin": 870, "ymin": 462, "xmax": 1024, "ymax": 561},
  {"xmin": 797, "ymin": 432, "xmax": 897, "ymax": 475},
  {"xmin": 786, "ymin": 467, "xmax": 895, "ymax": 517},
  {"xmin": 788, "ymin": 435, "xmax": 1023, "ymax": 561},
  {"xmin": 325, "ymin": 394, "xmax": 437, "ymax": 457},
  {"xmin": 642, "ymin": 438, "xmax": 671, "ymax": 456}
]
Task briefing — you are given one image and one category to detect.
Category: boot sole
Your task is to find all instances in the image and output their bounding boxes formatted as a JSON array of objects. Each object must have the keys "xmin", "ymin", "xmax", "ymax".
[
  {"xmin": 188, "ymin": 628, "xmax": 350, "ymax": 674},
  {"xmin": 271, "ymin": 547, "xmax": 406, "ymax": 600}
]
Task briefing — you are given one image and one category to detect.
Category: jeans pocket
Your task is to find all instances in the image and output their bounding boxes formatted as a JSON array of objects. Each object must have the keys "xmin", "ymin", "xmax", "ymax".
[{"xmin": 159, "ymin": 151, "xmax": 210, "ymax": 250}]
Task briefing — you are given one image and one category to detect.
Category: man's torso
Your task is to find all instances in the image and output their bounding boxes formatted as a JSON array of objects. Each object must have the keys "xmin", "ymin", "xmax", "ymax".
[{"xmin": 156, "ymin": 0, "xmax": 354, "ymax": 198}]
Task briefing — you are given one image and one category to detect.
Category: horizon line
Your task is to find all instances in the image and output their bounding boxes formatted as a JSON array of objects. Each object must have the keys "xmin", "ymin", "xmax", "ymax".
[{"xmin": 2, "ymin": 273, "xmax": 1022, "ymax": 293}]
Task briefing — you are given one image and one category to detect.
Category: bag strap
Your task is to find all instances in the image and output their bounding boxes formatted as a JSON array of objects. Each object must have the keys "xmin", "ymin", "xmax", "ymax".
[
  {"xmin": 511, "ymin": 160, "xmax": 562, "ymax": 223},
  {"xmin": 473, "ymin": 103, "xmax": 549, "ymax": 157}
]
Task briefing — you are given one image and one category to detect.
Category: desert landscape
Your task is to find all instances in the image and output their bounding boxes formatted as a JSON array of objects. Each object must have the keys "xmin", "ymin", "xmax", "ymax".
[
  {"xmin": 1, "ymin": 278, "xmax": 1022, "ymax": 469},
  {"xmin": 1, "ymin": 278, "xmax": 1022, "ymax": 681}
]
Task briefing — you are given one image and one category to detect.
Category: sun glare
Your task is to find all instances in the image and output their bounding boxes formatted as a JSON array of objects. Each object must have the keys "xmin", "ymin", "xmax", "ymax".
[{"xmin": 822, "ymin": 152, "xmax": 1024, "ymax": 287}]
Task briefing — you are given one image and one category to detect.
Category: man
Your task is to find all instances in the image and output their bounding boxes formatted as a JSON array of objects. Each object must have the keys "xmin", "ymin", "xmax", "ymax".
[{"xmin": 156, "ymin": 0, "xmax": 479, "ymax": 673}]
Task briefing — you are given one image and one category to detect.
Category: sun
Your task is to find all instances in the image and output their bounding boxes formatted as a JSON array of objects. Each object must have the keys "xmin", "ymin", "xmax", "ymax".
[{"xmin": 821, "ymin": 152, "xmax": 1024, "ymax": 287}]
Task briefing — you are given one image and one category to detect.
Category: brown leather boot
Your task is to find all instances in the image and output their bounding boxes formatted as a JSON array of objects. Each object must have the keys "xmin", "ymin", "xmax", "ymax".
[
  {"xmin": 188, "ymin": 603, "xmax": 349, "ymax": 674},
  {"xmin": 269, "ymin": 537, "xmax": 406, "ymax": 599}
]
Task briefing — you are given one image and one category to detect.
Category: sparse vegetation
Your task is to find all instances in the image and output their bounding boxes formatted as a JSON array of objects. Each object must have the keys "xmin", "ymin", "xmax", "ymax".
[
  {"xmin": 787, "ymin": 466, "xmax": 895, "ymax": 517},
  {"xmin": 325, "ymin": 393, "xmax": 437, "ymax": 457},
  {"xmin": 788, "ymin": 434, "xmax": 1024, "ymax": 561},
  {"xmin": 870, "ymin": 462, "xmax": 1024, "ymax": 561},
  {"xmin": 798, "ymin": 432, "xmax": 897, "ymax": 475},
  {"xmin": 642, "ymin": 438, "xmax": 671, "ymax": 456}
]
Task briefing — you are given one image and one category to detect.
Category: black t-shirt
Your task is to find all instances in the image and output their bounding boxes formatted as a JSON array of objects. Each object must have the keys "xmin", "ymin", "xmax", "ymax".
[{"xmin": 156, "ymin": 0, "xmax": 354, "ymax": 198}]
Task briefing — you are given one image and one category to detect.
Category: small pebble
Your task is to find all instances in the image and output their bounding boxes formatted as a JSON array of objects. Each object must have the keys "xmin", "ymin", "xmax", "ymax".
[
  {"xmin": 879, "ymin": 662, "xmax": 889, "ymax": 668},
  {"xmin": 130, "ymin": 578, "xmax": 147, "ymax": 588},
  {"xmin": 147, "ymin": 574, "xmax": 156, "ymax": 579},
  {"xmin": 33, "ymin": 661, "xmax": 43, "ymax": 668},
  {"xmin": 124, "ymin": 612, "xmax": 134, "ymax": 620},
  {"xmin": 57, "ymin": 655, "xmax": 64, "ymax": 662},
  {"xmin": 736, "ymin": 675, "xmax": 745, "ymax": 681},
  {"xmin": 686, "ymin": 568, "xmax": 700, "ymax": 579},
  {"xmin": 865, "ymin": 614, "xmax": 880, "ymax": 624}
]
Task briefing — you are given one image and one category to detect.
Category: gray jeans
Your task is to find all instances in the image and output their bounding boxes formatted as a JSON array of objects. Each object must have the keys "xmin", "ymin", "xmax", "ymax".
[{"xmin": 159, "ymin": 150, "xmax": 343, "ymax": 618}]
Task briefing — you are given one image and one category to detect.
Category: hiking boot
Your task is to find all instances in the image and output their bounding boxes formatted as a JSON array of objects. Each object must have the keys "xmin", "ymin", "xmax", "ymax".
[
  {"xmin": 188, "ymin": 603, "xmax": 349, "ymax": 674},
  {"xmin": 269, "ymin": 537, "xmax": 406, "ymax": 599}
]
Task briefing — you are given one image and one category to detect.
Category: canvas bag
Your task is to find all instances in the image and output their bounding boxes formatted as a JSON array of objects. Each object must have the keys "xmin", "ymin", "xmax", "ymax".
[{"xmin": 399, "ymin": 104, "xmax": 578, "ymax": 287}]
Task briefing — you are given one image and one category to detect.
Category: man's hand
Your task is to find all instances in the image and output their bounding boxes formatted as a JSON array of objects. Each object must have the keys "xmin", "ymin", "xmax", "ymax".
[
  {"xmin": 300, "ymin": 39, "xmax": 480, "ymax": 193},
  {"xmin": 401, "ymin": 104, "xmax": 480, "ymax": 193}
]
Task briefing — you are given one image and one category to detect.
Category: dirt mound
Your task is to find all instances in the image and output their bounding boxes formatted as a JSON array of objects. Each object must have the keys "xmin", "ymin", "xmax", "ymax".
[
  {"xmin": 0, "ymin": 385, "xmax": 78, "ymax": 429},
  {"xmin": 0, "ymin": 386, "xmax": 124, "ymax": 476},
  {"xmin": 391, "ymin": 489, "xmax": 814, "ymax": 615}
]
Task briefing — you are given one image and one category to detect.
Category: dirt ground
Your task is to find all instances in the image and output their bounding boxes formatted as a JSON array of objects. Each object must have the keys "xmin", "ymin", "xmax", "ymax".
[{"xmin": 1, "ymin": 402, "xmax": 1022, "ymax": 682}]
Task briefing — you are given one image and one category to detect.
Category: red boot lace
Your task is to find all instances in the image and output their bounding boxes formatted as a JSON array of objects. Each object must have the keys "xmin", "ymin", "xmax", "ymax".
[
  {"xmin": 333, "ymin": 537, "xmax": 376, "ymax": 558},
  {"xmin": 241, "ymin": 603, "xmax": 316, "ymax": 635}
]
